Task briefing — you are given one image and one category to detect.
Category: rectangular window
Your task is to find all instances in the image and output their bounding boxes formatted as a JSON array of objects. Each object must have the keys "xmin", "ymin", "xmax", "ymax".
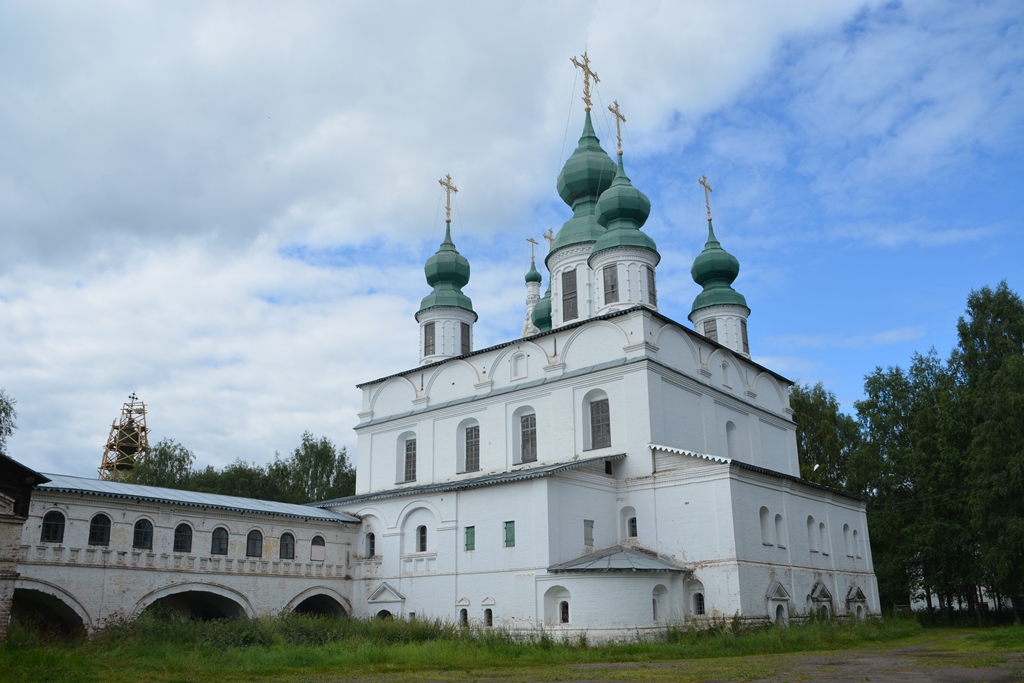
[
  {"xmin": 424, "ymin": 322, "xmax": 435, "ymax": 356},
  {"xmin": 520, "ymin": 414, "xmax": 537, "ymax": 463},
  {"xmin": 465, "ymin": 425, "xmax": 480, "ymax": 472},
  {"xmin": 504, "ymin": 521, "xmax": 515, "ymax": 548},
  {"xmin": 584, "ymin": 519, "xmax": 594, "ymax": 546},
  {"xmin": 561, "ymin": 269, "xmax": 578, "ymax": 321},
  {"xmin": 590, "ymin": 398, "xmax": 611, "ymax": 449},
  {"xmin": 741, "ymin": 319, "xmax": 749, "ymax": 354},
  {"xmin": 460, "ymin": 322, "xmax": 470, "ymax": 354},
  {"xmin": 404, "ymin": 438, "xmax": 417, "ymax": 482},
  {"xmin": 647, "ymin": 268, "xmax": 657, "ymax": 306},
  {"xmin": 704, "ymin": 319, "xmax": 718, "ymax": 343},
  {"xmin": 465, "ymin": 526, "xmax": 475, "ymax": 551},
  {"xmin": 603, "ymin": 265, "xmax": 618, "ymax": 304}
]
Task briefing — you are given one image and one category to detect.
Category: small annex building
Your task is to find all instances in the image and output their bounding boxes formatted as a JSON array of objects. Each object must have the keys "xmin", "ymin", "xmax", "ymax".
[{"xmin": 314, "ymin": 99, "xmax": 880, "ymax": 636}]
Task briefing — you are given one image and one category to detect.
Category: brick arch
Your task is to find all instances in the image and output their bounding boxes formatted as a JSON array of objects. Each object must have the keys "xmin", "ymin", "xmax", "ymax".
[
  {"xmin": 14, "ymin": 577, "xmax": 94, "ymax": 632},
  {"xmin": 130, "ymin": 581, "xmax": 257, "ymax": 620},
  {"xmin": 285, "ymin": 586, "xmax": 351, "ymax": 616}
]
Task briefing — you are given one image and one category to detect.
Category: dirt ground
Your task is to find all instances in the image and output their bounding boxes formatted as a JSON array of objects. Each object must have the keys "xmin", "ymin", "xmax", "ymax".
[{"xmin": 565, "ymin": 633, "xmax": 1024, "ymax": 683}]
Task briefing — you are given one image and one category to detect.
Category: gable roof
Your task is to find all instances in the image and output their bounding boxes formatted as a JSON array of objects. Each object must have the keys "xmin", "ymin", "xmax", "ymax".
[
  {"xmin": 548, "ymin": 545, "xmax": 691, "ymax": 574},
  {"xmin": 37, "ymin": 473, "xmax": 359, "ymax": 523},
  {"xmin": 313, "ymin": 453, "xmax": 626, "ymax": 508}
]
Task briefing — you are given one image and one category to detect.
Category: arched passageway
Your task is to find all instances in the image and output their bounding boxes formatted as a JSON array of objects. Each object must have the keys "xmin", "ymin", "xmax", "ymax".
[
  {"xmin": 292, "ymin": 594, "xmax": 348, "ymax": 617},
  {"xmin": 142, "ymin": 590, "xmax": 248, "ymax": 621},
  {"xmin": 10, "ymin": 589, "xmax": 86, "ymax": 638}
]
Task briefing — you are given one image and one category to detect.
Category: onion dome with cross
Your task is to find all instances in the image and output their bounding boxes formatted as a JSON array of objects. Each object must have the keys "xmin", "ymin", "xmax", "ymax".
[
  {"xmin": 416, "ymin": 174, "xmax": 477, "ymax": 365},
  {"xmin": 688, "ymin": 174, "xmax": 751, "ymax": 358}
]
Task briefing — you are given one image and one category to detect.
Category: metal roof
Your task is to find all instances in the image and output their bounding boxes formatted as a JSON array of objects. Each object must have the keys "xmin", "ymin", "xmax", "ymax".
[
  {"xmin": 37, "ymin": 474, "xmax": 359, "ymax": 523},
  {"xmin": 549, "ymin": 545, "xmax": 691, "ymax": 574},
  {"xmin": 313, "ymin": 453, "xmax": 626, "ymax": 508},
  {"xmin": 648, "ymin": 444, "xmax": 866, "ymax": 502}
]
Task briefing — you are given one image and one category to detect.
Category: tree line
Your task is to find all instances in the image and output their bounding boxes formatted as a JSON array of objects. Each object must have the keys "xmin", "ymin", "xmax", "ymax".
[
  {"xmin": 791, "ymin": 282, "xmax": 1023, "ymax": 617},
  {"xmin": 119, "ymin": 431, "xmax": 355, "ymax": 504}
]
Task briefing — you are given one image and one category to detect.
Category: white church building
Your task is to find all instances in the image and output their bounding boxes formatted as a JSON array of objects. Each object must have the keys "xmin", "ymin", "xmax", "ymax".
[
  {"xmin": 8, "ymin": 70, "xmax": 878, "ymax": 638},
  {"xmin": 315, "ymin": 96, "xmax": 879, "ymax": 635}
]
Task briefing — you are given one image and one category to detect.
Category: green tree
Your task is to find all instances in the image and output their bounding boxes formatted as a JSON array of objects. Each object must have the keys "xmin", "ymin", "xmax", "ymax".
[
  {"xmin": 0, "ymin": 388, "xmax": 17, "ymax": 452},
  {"xmin": 956, "ymin": 282, "xmax": 1024, "ymax": 616},
  {"xmin": 286, "ymin": 431, "xmax": 355, "ymax": 502},
  {"xmin": 790, "ymin": 382, "xmax": 860, "ymax": 489},
  {"xmin": 124, "ymin": 438, "xmax": 196, "ymax": 489}
]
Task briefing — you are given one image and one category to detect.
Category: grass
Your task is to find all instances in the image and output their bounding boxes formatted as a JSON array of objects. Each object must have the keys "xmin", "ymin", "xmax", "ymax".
[{"xmin": 2, "ymin": 612, "xmax": 1021, "ymax": 683}]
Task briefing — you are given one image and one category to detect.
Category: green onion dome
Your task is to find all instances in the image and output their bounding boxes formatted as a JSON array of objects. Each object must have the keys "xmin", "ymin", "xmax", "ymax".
[
  {"xmin": 418, "ymin": 224, "xmax": 476, "ymax": 316},
  {"xmin": 690, "ymin": 219, "xmax": 747, "ymax": 313},
  {"xmin": 525, "ymin": 259, "xmax": 542, "ymax": 284},
  {"xmin": 531, "ymin": 286, "xmax": 552, "ymax": 332},
  {"xmin": 548, "ymin": 111, "xmax": 616, "ymax": 258},
  {"xmin": 590, "ymin": 154, "xmax": 658, "ymax": 261}
]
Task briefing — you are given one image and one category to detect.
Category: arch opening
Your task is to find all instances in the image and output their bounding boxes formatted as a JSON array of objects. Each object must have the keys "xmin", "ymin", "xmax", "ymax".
[
  {"xmin": 292, "ymin": 594, "xmax": 348, "ymax": 617},
  {"xmin": 142, "ymin": 590, "xmax": 248, "ymax": 622},
  {"xmin": 10, "ymin": 588, "xmax": 86, "ymax": 639}
]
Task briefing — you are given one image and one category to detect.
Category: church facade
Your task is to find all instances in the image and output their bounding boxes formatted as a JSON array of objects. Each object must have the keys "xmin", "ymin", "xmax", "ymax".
[{"xmin": 317, "ymin": 94, "xmax": 879, "ymax": 635}]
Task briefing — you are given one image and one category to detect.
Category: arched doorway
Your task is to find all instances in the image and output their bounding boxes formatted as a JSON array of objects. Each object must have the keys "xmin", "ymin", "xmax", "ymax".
[
  {"xmin": 292, "ymin": 594, "xmax": 348, "ymax": 617},
  {"xmin": 141, "ymin": 590, "xmax": 248, "ymax": 621}
]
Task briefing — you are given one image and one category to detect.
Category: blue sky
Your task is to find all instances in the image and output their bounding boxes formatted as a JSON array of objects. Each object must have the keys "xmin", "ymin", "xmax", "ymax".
[{"xmin": 1, "ymin": 0, "xmax": 1021, "ymax": 477}]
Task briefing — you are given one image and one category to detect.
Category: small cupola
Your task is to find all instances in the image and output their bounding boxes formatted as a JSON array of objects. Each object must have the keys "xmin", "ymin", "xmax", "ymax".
[
  {"xmin": 416, "ymin": 175, "xmax": 477, "ymax": 365},
  {"xmin": 688, "ymin": 174, "xmax": 751, "ymax": 357}
]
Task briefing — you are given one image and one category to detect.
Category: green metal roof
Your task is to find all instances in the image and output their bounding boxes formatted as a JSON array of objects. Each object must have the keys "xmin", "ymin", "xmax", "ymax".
[
  {"xmin": 548, "ymin": 111, "xmax": 616, "ymax": 259},
  {"xmin": 690, "ymin": 219, "xmax": 747, "ymax": 313},
  {"xmin": 531, "ymin": 286, "xmax": 552, "ymax": 332},
  {"xmin": 419, "ymin": 223, "xmax": 475, "ymax": 315},
  {"xmin": 525, "ymin": 259, "xmax": 542, "ymax": 283},
  {"xmin": 590, "ymin": 154, "xmax": 658, "ymax": 262}
]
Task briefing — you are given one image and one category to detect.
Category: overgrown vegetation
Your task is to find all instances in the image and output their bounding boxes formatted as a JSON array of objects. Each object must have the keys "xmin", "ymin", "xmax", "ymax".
[{"xmin": 1, "ymin": 612, "xmax": 937, "ymax": 683}]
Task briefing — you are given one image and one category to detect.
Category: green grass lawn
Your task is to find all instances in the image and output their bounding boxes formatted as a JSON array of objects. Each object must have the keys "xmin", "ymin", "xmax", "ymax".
[{"xmin": 3, "ymin": 614, "xmax": 1022, "ymax": 683}]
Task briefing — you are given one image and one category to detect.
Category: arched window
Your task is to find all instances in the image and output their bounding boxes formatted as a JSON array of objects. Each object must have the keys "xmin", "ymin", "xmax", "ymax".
[
  {"xmin": 583, "ymin": 389, "xmax": 611, "ymax": 450},
  {"xmin": 41, "ymin": 510, "xmax": 65, "ymax": 543},
  {"xmin": 807, "ymin": 516, "xmax": 818, "ymax": 552},
  {"xmin": 628, "ymin": 517, "xmax": 638, "ymax": 538},
  {"xmin": 843, "ymin": 524, "xmax": 853, "ymax": 557},
  {"xmin": 819, "ymin": 522, "xmax": 829, "ymax": 555},
  {"xmin": 726, "ymin": 421, "xmax": 738, "ymax": 458},
  {"xmin": 457, "ymin": 418, "xmax": 481, "ymax": 473},
  {"xmin": 513, "ymin": 405, "xmax": 538, "ymax": 464},
  {"xmin": 88, "ymin": 513, "xmax": 111, "ymax": 546},
  {"xmin": 417, "ymin": 525, "xmax": 427, "ymax": 552},
  {"xmin": 365, "ymin": 532, "xmax": 376, "ymax": 557},
  {"xmin": 775, "ymin": 603, "xmax": 788, "ymax": 625},
  {"xmin": 694, "ymin": 592, "xmax": 706, "ymax": 616},
  {"xmin": 133, "ymin": 519, "xmax": 153, "ymax": 549},
  {"xmin": 560, "ymin": 600, "xmax": 570, "ymax": 624},
  {"xmin": 279, "ymin": 532, "xmax": 295, "ymax": 560},
  {"xmin": 759, "ymin": 506, "xmax": 773, "ymax": 545},
  {"xmin": 311, "ymin": 535, "xmax": 326, "ymax": 562},
  {"xmin": 775, "ymin": 514, "xmax": 787, "ymax": 548},
  {"xmin": 173, "ymin": 523, "xmax": 193, "ymax": 553},
  {"xmin": 459, "ymin": 608, "xmax": 468, "ymax": 626},
  {"xmin": 211, "ymin": 527, "xmax": 229, "ymax": 555},
  {"xmin": 246, "ymin": 530, "xmax": 263, "ymax": 557},
  {"xmin": 484, "ymin": 608, "xmax": 493, "ymax": 627},
  {"xmin": 652, "ymin": 585, "xmax": 667, "ymax": 623},
  {"xmin": 511, "ymin": 353, "xmax": 526, "ymax": 380},
  {"xmin": 853, "ymin": 529, "xmax": 861, "ymax": 558}
]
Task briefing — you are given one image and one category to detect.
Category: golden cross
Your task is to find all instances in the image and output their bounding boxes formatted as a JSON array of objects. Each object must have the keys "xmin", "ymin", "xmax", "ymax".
[
  {"xmin": 570, "ymin": 51, "xmax": 600, "ymax": 111},
  {"xmin": 699, "ymin": 174, "xmax": 713, "ymax": 221},
  {"xmin": 542, "ymin": 228, "xmax": 555, "ymax": 249},
  {"xmin": 438, "ymin": 173, "xmax": 458, "ymax": 223},
  {"xmin": 526, "ymin": 237, "xmax": 539, "ymax": 261},
  {"xmin": 608, "ymin": 100, "xmax": 626, "ymax": 155}
]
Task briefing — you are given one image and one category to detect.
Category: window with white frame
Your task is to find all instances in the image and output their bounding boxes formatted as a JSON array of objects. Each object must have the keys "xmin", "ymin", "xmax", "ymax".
[
  {"xmin": 561, "ymin": 269, "xmax": 578, "ymax": 321},
  {"xmin": 520, "ymin": 413, "xmax": 537, "ymax": 463},
  {"xmin": 404, "ymin": 438, "xmax": 417, "ymax": 482},
  {"xmin": 647, "ymin": 267, "xmax": 657, "ymax": 306},
  {"xmin": 465, "ymin": 425, "xmax": 480, "ymax": 472},
  {"xmin": 423, "ymin": 322, "xmax": 435, "ymax": 356},
  {"xmin": 589, "ymin": 398, "xmax": 611, "ymax": 449},
  {"xmin": 603, "ymin": 265, "xmax": 618, "ymax": 304},
  {"xmin": 460, "ymin": 321, "xmax": 471, "ymax": 354}
]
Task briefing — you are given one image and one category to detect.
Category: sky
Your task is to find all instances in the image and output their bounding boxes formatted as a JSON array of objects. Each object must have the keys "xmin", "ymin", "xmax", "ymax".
[{"xmin": 1, "ymin": 0, "xmax": 1021, "ymax": 478}]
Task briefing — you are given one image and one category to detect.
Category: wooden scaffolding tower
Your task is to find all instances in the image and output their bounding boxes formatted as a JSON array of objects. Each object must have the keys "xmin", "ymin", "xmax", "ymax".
[{"xmin": 98, "ymin": 393, "xmax": 150, "ymax": 479}]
